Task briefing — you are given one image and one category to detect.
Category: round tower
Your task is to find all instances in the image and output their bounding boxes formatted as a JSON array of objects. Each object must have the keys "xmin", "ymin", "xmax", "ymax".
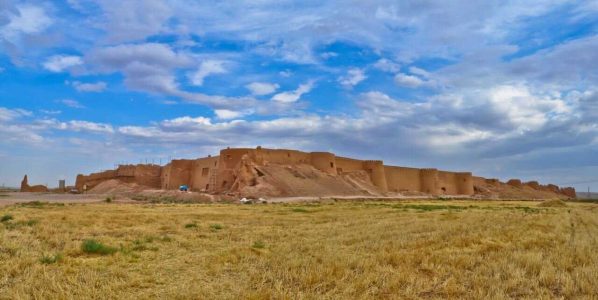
[
  {"xmin": 420, "ymin": 168, "xmax": 439, "ymax": 195},
  {"xmin": 362, "ymin": 160, "xmax": 388, "ymax": 192},
  {"xmin": 309, "ymin": 152, "xmax": 337, "ymax": 175},
  {"xmin": 455, "ymin": 172, "xmax": 474, "ymax": 195}
]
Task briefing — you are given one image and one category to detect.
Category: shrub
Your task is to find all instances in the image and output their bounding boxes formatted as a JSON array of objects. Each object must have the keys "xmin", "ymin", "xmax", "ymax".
[
  {"xmin": 40, "ymin": 253, "xmax": 63, "ymax": 264},
  {"xmin": 1, "ymin": 214, "xmax": 13, "ymax": 222},
  {"xmin": 105, "ymin": 197, "xmax": 112, "ymax": 203},
  {"xmin": 210, "ymin": 224, "xmax": 223, "ymax": 230},
  {"xmin": 184, "ymin": 222, "xmax": 198, "ymax": 228},
  {"xmin": 252, "ymin": 241, "xmax": 266, "ymax": 249},
  {"xmin": 81, "ymin": 239, "xmax": 117, "ymax": 255}
]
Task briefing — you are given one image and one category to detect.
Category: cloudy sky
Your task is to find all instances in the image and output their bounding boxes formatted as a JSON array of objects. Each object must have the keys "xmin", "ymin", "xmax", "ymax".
[{"xmin": 1, "ymin": 0, "xmax": 597, "ymax": 191}]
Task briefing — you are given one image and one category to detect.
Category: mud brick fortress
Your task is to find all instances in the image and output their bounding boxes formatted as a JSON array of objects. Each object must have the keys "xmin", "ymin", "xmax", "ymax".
[{"xmin": 71, "ymin": 146, "xmax": 576, "ymax": 198}]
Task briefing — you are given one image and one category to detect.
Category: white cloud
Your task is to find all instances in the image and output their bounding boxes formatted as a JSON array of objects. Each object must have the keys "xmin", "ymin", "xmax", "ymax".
[
  {"xmin": 60, "ymin": 99, "xmax": 84, "ymax": 108},
  {"xmin": 66, "ymin": 120, "xmax": 114, "ymax": 133},
  {"xmin": 271, "ymin": 81, "xmax": 314, "ymax": 103},
  {"xmin": 279, "ymin": 70, "xmax": 292, "ymax": 77},
  {"xmin": 43, "ymin": 55, "xmax": 83, "ymax": 72},
  {"xmin": 189, "ymin": 60, "xmax": 228, "ymax": 86},
  {"xmin": 245, "ymin": 82, "xmax": 279, "ymax": 96},
  {"xmin": 373, "ymin": 58, "xmax": 400, "ymax": 73},
  {"xmin": 409, "ymin": 66, "xmax": 430, "ymax": 79},
  {"xmin": 39, "ymin": 109, "xmax": 61, "ymax": 115},
  {"xmin": 1, "ymin": 4, "xmax": 53, "ymax": 37},
  {"xmin": 394, "ymin": 73, "xmax": 425, "ymax": 88},
  {"xmin": 71, "ymin": 81, "xmax": 107, "ymax": 92},
  {"xmin": 214, "ymin": 109, "xmax": 253, "ymax": 120},
  {"xmin": 338, "ymin": 68, "xmax": 367, "ymax": 88},
  {"xmin": 0, "ymin": 107, "xmax": 31, "ymax": 122},
  {"xmin": 161, "ymin": 116, "xmax": 212, "ymax": 128},
  {"xmin": 96, "ymin": 0, "xmax": 173, "ymax": 43}
]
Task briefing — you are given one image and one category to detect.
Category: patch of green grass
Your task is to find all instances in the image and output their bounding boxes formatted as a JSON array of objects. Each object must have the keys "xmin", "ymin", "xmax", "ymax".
[
  {"xmin": 252, "ymin": 240, "xmax": 266, "ymax": 249},
  {"xmin": 210, "ymin": 223, "xmax": 224, "ymax": 230},
  {"xmin": 18, "ymin": 201, "xmax": 64, "ymax": 208},
  {"xmin": 40, "ymin": 253, "xmax": 63, "ymax": 264},
  {"xmin": 392, "ymin": 204, "xmax": 468, "ymax": 212},
  {"xmin": 4, "ymin": 219, "xmax": 38, "ymax": 230},
  {"xmin": 291, "ymin": 207, "xmax": 311, "ymax": 213},
  {"xmin": 1, "ymin": 214, "xmax": 13, "ymax": 222},
  {"xmin": 131, "ymin": 195, "xmax": 147, "ymax": 201},
  {"xmin": 184, "ymin": 222, "xmax": 198, "ymax": 228},
  {"xmin": 513, "ymin": 206, "xmax": 541, "ymax": 213},
  {"xmin": 81, "ymin": 239, "xmax": 118, "ymax": 255}
]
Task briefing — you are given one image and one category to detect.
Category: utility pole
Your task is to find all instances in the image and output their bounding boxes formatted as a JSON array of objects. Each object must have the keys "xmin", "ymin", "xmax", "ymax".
[{"xmin": 588, "ymin": 186, "xmax": 591, "ymax": 199}]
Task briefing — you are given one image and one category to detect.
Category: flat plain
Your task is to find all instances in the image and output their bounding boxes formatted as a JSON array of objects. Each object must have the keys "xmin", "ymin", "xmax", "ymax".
[{"xmin": 1, "ymin": 199, "xmax": 597, "ymax": 299}]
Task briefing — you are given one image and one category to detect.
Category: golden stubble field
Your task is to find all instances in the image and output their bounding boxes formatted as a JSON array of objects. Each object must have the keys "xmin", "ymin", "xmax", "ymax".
[{"xmin": 0, "ymin": 199, "xmax": 597, "ymax": 299}]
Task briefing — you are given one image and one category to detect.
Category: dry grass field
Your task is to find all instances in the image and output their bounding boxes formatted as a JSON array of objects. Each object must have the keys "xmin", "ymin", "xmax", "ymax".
[{"xmin": 1, "ymin": 199, "xmax": 597, "ymax": 299}]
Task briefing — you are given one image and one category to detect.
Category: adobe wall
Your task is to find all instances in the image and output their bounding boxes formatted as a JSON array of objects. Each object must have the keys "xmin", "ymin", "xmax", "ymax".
[
  {"xmin": 257, "ymin": 148, "xmax": 311, "ymax": 165},
  {"xmin": 437, "ymin": 171, "xmax": 474, "ymax": 195},
  {"xmin": 363, "ymin": 160, "xmax": 388, "ymax": 192},
  {"xmin": 385, "ymin": 166, "xmax": 419, "ymax": 192},
  {"xmin": 134, "ymin": 165, "xmax": 162, "ymax": 188},
  {"xmin": 20, "ymin": 175, "xmax": 49, "ymax": 193},
  {"xmin": 161, "ymin": 160, "xmax": 193, "ymax": 190},
  {"xmin": 189, "ymin": 156, "xmax": 220, "ymax": 192},
  {"xmin": 420, "ymin": 169, "xmax": 439, "ymax": 194},
  {"xmin": 310, "ymin": 152, "xmax": 337, "ymax": 175},
  {"xmin": 336, "ymin": 156, "xmax": 366, "ymax": 173},
  {"xmin": 437, "ymin": 171, "xmax": 459, "ymax": 194},
  {"xmin": 75, "ymin": 170, "xmax": 117, "ymax": 190}
]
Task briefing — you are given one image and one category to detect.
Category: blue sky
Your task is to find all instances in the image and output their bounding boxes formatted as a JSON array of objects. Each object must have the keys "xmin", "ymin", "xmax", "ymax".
[{"xmin": 1, "ymin": 0, "xmax": 598, "ymax": 191}]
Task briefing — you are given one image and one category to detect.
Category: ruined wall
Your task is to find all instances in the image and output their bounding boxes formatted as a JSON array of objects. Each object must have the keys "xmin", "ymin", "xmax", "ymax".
[
  {"xmin": 161, "ymin": 160, "xmax": 193, "ymax": 190},
  {"xmin": 310, "ymin": 152, "xmax": 337, "ymax": 175},
  {"xmin": 420, "ymin": 169, "xmax": 439, "ymax": 194},
  {"xmin": 189, "ymin": 156, "xmax": 220, "ymax": 192},
  {"xmin": 384, "ymin": 166, "xmax": 421, "ymax": 192},
  {"xmin": 436, "ymin": 171, "xmax": 474, "ymax": 195},
  {"xmin": 75, "ymin": 170, "xmax": 117, "ymax": 191},
  {"xmin": 437, "ymin": 171, "xmax": 459, "ymax": 195},
  {"xmin": 69, "ymin": 146, "xmax": 568, "ymax": 198},
  {"xmin": 455, "ymin": 172, "xmax": 474, "ymax": 195},
  {"xmin": 20, "ymin": 175, "xmax": 49, "ymax": 192},
  {"xmin": 336, "ymin": 157, "xmax": 366, "ymax": 173},
  {"xmin": 363, "ymin": 160, "xmax": 388, "ymax": 192},
  {"xmin": 134, "ymin": 165, "xmax": 162, "ymax": 188},
  {"xmin": 258, "ymin": 148, "xmax": 311, "ymax": 165}
]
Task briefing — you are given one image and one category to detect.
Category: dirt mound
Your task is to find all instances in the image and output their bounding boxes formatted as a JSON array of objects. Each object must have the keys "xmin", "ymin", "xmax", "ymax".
[
  {"xmin": 234, "ymin": 163, "xmax": 384, "ymax": 198},
  {"xmin": 538, "ymin": 199, "xmax": 567, "ymax": 207},
  {"xmin": 473, "ymin": 177, "xmax": 571, "ymax": 200},
  {"xmin": 132, "ymin": 190, "xmax": 217, "ymax": 203},
  {"xmin": 88, "ymin": 179, "xmax": 144, "ymax": 195}
]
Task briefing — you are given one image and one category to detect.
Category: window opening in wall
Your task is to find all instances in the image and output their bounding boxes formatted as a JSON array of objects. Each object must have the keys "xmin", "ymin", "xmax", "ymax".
[
  {"xmin": 205, "ymin": 184, "xmax": 209, "ymax": 190},
  {"xmin": 287, "ymin": 153, "xmax": 290, "ymax": 157},
  {"xmin": 330, "ymin": 162, "xmax": 334, "ymax": 168},
  {"xmin": 441, "ymin": 187, "xmax": 446, "ymax": 192},
  {"xmin": 226, "ymin": 154, "xmax": 231, "ymax": 159},
  {"xmin": 214, "ymin": 161, "xmax": 217, "ymax": 166},
  {"xmin": 201, "ymin": 167, "xmax": 209, "ymax": 177},
  {"xmin": 222, "ymin": 180, "xmax": 227, "ymax": 187}
]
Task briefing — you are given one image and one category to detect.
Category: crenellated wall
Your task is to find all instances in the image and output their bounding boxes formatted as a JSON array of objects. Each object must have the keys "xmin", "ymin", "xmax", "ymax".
[{"xmin": 71, "ymin": 146, "xmax": 574, "ymax": 198}]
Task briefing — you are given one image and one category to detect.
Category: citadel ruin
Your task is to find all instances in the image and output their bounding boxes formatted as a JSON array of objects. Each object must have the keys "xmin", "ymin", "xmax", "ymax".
[{"xmin": 70, "ymin": 146, "xmax": 577, "ymax": 199}]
